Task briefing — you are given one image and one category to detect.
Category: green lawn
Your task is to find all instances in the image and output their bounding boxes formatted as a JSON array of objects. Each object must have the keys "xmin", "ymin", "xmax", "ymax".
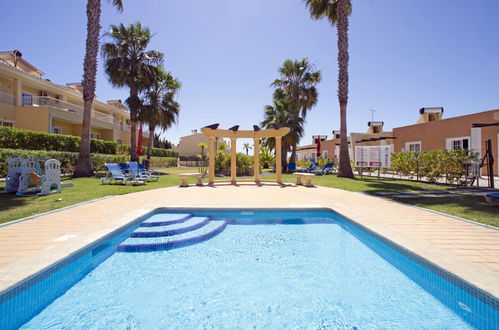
[{"xmin": 0, "ymin": 167, "xmax": 497, "ymax": 227}]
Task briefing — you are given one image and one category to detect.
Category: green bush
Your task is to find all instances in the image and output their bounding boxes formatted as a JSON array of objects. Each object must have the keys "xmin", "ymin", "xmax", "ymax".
[
  {"xmin": 117, "ymin": 144, "xmax": 178, "ymax": 158},
  {"xmin": 0, "ymin": 126, "xmax": 117, "ymax": 154},
  {"xmin": 0, "ymin": 148, "xmax": 177, "ymax": 177},
  {"xmin": 390, "ymin": 150, "xmax": 478, "ymax": 184}
]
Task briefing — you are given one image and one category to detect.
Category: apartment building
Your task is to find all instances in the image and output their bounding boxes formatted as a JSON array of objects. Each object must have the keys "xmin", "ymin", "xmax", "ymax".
[
  {"xmin": 174, "ymin": 129, "xmax": 226, "ymax": 157},
  {"xmin": 297, "ymin": 107, "xmax": 499, "ymax": 172},
  {"xmin": 0, "ymin": 50, "xmax": 148, "ymax": 145}
]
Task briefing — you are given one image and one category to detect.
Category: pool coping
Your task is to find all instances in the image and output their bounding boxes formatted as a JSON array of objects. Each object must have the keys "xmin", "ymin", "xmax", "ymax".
[
  {"xmin": 0, "ymin": 184, "xmax": 498, "ymax": 321},
  {"xmin": 0, "ymin": 205, "xmax": 498, "ymax": 312}
]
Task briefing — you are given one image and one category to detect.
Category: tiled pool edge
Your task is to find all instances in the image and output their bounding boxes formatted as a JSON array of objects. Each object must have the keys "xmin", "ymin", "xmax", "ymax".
[
  {"xmin": 0, "ymin": 206, "xmax": 497, "ymax": 327},
  {"xmin": 0, "ymin": 208, "xmax": 156, "ymax": 304},
  {"xmin": 334, "ymin": 208, "xmax": 499, "ymax": 310}
]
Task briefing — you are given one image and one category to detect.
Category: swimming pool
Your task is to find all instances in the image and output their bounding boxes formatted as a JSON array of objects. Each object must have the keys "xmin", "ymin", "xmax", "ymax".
[{"xmin": 2, "ymin": 209, "xmax": 498, "ymax": 329}]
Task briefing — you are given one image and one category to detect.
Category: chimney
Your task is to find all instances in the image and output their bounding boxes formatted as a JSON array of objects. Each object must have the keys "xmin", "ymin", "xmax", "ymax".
[
  {"xmin": 367, "ymin": 121, "xmax": 384, "ymax": 134},
  {"xmin": 417, "ymin": 107, "xmax": 444, "ymax": 124}
]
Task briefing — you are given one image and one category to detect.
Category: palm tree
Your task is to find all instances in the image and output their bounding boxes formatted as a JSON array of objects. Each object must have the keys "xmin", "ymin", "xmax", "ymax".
[
  {"xmin": 305, "ymin": 0, "xmax": 354, "ymax": 178},
  {"xmin": 102, "ymin": 22, "xmax": 164, "ymax": 161},
  {"xmin": 138, "ymin": 66, "xmax": 181, "ymax": 165},
  {"xmin": 261, "ymin": 98, "xmax": 304, "ymax": 172},
  {"xmin": 242, "ymin": 142, "xmax": 252, "ymax": 155},
  {"xmin": 73, "ymin": 0, "xmax": 123, "ymax": 178},
  {"xmin": 259, "ymin": 144, "xmax": 275, "ymax": 169},
  {"xmin": 271, "ymin": 58, "xmax": 321, "ymax": 163}
]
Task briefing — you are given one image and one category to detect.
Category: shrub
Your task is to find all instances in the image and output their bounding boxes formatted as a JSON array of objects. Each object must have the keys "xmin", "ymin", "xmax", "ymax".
[
  {"xmin": 390, "ymin": 150, "xmax": 478, "ymax": 184},
  {"xmin": 0, "ymin": 148, "xmax": 177, "ymax": 177},
  {"xmin": 0, "ymin": 126, "xmax": 117, "ymax": 154},
  {"xmin": 117, "ymin": 144, "xmax": 178, "ymax": 158}
]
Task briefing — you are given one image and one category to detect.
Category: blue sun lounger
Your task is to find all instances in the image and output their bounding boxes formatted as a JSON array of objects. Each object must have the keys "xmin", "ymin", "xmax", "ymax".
[
  {"xmin": 129, "ymin": 161, "xmax": 159, "ymax": 182},
  {"xmin": 101, "ymin": 163, "xmax": 145, "ymax": 185}
]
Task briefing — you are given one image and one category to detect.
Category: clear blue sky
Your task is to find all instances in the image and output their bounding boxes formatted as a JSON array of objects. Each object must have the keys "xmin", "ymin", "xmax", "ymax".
[{"xmin": 2, "ymin": 0, "xmax": 499, "ymax": 149}]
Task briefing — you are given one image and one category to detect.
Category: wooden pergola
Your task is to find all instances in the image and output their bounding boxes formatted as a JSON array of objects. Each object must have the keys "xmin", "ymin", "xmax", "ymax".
[{"xmin": 201, "ymin": 124, "xmax": 290, "ymax": 185}]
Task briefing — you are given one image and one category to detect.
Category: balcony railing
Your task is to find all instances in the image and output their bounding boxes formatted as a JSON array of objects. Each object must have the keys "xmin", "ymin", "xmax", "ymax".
[
  {"xmin": 0, "ymin": 91, "xmax": 16, "ymax": 106},
  {"xmin": 23, "ymin": 96, "xmax": 114, "ymax": 124}
]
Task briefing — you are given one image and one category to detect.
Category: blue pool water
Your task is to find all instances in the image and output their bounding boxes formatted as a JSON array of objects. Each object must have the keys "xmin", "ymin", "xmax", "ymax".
[{"xmin": 7, "ymin": 210, "xmax": 499, "ymax": 328}]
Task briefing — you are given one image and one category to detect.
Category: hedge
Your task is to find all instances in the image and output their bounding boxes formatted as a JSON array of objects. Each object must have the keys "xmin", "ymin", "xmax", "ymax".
[
  {"xmin": 0, "ymin": 127, "xmax": 177, "ymax": 157},
  {"xmin": 117, "ymin": 144, "xmax": 178, "ymax": 158},
  {"xmin": 390, "ymin": 150, "xmax": 479, "ymax": 184},
  {"xmin": 0, "ymin": 126, "xmax": 116, "ymax": 154},
  {"xmin": 0, "ymin": 148, "xmax": 176, "ymax": 177}
]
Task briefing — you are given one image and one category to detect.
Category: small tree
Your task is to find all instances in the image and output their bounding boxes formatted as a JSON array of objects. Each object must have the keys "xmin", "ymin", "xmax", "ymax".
[
  {"xmin": 260, "ymin": 144, "xmax": 275, "ymax": 169},
  {"xmin": 242, "ymin": 142, "xmax": 252, "ymax": 155},
  {"xmin": 197, "ymin": 142, "xmax": 208, "ymax": 175}
]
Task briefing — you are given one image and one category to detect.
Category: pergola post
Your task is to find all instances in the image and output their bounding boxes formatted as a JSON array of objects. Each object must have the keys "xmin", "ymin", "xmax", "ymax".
[
  {"xmin": 208, "ymin": 137, "xmax": 215, "ymax": 184},
  {"xmin": 230, "ymin": 138, "xmax": 237, "ymax": 184},
  {"xmin": 253, "ymin": 138, "xmax": 260, "ymax": 183},
  {"xmin": 276, "ymin": 136, "xmax": 282, "ymax": 183}
]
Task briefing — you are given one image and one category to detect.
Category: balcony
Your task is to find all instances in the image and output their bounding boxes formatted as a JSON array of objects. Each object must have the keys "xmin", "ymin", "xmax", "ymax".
[
  {"xmin": 22, "ymin": 96, "xmax": 116, "ymax": 128},
  {"xmin": 0, "ymin": 91, "xmax": 16, "ymax": 106}
]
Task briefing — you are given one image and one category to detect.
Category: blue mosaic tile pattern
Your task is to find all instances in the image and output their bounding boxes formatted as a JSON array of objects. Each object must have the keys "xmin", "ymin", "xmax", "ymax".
[
  {"xmin": 131, "ymin": 216, "xmax": 209, "ymax": 237},
  {"xmin": 1, "ymin": 208, "xmax": 498, "ymax": 329},
  {"xmin": 117, "ymin": 220, "xmax": 228, "ymax": 252}
]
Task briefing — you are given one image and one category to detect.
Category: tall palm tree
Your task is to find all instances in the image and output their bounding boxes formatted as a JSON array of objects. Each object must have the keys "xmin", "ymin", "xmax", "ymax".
[
  {"xmin": 305, "ymin": 0, "xmax": 354, "ymax": 178},
  {"xmin": 138, "ymin": 66, "xmax": 181, "ymax": 164},
  {"xmin": 261, "ymin": 98, "xmax": 304, "ymax": 172},
  {"xmin": 271, "ymin": 58, "xmax": 321, "ymax": 163},
  {"xmin": 242, "ymin": 142, "xmax": 252, "ymax": 155},
  {"xmin": 73, "ymin": 0, "xmax": 123, "ymax": 178},
  {"xmin": 102, "ymin": 22, "xmax": 164, "ymax": 161}
]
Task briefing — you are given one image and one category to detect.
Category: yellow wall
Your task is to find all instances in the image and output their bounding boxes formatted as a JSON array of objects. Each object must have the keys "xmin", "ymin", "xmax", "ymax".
[
  {"xmin": 21, "ymin": 85, "xmax": 40, "ymax": 96},
  {"xmin": 0, "ymin": 77, "xmax": 15, "ymax": 93},
  {"xmin": 51, "ymin": 120, "xmax": 75, "ymax": 135},
  {"xmin": 0, "ymin": 104, "xmax": 17, "ymax": 122},
  {"xmin": 15, "ymin": 107, "xmax": 49, "ymax": 131}
]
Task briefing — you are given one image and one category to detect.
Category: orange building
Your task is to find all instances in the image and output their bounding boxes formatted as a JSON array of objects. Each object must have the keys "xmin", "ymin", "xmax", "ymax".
[{"xmin": 297, "ymin": 107, "xmax": 499, "ymax": 173}]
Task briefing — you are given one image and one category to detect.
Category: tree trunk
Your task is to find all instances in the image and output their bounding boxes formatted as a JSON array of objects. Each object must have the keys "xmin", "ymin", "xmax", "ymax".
[
  {"xmin": 336, "ymin": 0, "xmax": 354, "ymax": 178},
  {"xmin": 290, "ymin": 143, "xmax": 297, "ymax": 164},
  {"xmin": 281, "ymin": 143, "xmax": 288, "ymax": 173},
  {"xmin": 146, "ymin": 125, "xmax": 155, "ymax": 167},
  {"xmin": 129, "ymin": 86, "xmax": 139, "ymax": 162},
  {"xmin": 73, "ymin": 0, "xmax": 101, "ymax": 178}
]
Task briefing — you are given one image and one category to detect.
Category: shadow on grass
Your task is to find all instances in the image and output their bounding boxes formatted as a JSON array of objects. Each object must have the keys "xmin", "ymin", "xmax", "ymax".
[
  {"xmin": 0, "ymin": 189, "xmax": 28, "ymax": 212},
  {"xmin": 391, "ymin": 195, "xmax": 498, "ymax": 227},
  {"xmin": 359, "ymin": 178, "xmax": 443, "ymax": 192}
]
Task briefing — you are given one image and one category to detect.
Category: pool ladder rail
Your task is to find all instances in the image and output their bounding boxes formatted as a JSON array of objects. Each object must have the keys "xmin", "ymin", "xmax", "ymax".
[{"xmin": 117, "ymin": 213, "xmax": 228, "ymax": 252}]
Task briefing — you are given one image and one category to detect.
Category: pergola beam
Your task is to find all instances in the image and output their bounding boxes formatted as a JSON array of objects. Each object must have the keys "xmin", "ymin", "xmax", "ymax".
[{"xmin": 201, "ymin": 127, "xmax": 290, "ymax": 139}]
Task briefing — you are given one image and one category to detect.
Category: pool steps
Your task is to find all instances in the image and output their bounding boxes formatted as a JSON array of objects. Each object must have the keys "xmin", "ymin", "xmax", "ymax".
[
  {"xmin": 131, "ymin": 216, "xmax": 210, "ymax": 237},
  {"xmin": 117, "ymin": 214, "xmax": 228, "ymax": 252}
]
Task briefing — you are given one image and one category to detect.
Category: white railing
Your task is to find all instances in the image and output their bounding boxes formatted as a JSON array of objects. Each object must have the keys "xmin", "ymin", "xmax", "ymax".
[
  {"xmin": 23, "ymin": 96, "xmax": 114, "ymax": 124},
  {"xmin": 0, "ymin": 91, "xmax": 16, "ymax": 105},
  {"xmin": 91, "ymin": 110, "xmax": 114, "ymax": 123}
]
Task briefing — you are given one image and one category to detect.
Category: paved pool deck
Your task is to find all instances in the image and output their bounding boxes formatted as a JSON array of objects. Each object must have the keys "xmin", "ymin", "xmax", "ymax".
[{"xmin": 0, "ymin": 183, "xmax": 498, "ymax": 300}]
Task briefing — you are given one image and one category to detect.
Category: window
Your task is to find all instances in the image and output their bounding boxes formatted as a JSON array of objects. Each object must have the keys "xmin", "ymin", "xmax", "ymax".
[
  {"xmin": 405, "ymin": 141, "xmax": 421, "ymax": 152},
  {"xmin": 323, "ymin": 150, "xmax": 328, "ymax": 160},
  {"xmin": 117, "ymin": 138, "xmax": 122, "ymax": 145},
  {"xmin": 52, "ymin": 127, "xmax": 62, "ymax": 134},
  {"xmin": 21, "ymin": 92, "xmax": 34, "ymax": 106},
  {"xmin": 446, "ymin": 137, "xmax": 469, "ymax": 150},
  {"xmin": 0, "ymin": 121, "xmax": 14, "ymax": 127}
]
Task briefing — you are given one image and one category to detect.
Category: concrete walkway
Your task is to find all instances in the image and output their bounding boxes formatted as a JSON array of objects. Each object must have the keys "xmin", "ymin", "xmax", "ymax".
[{"xmin": 0, "ymin": 183, "xmax": 498, "ymax": 300}]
